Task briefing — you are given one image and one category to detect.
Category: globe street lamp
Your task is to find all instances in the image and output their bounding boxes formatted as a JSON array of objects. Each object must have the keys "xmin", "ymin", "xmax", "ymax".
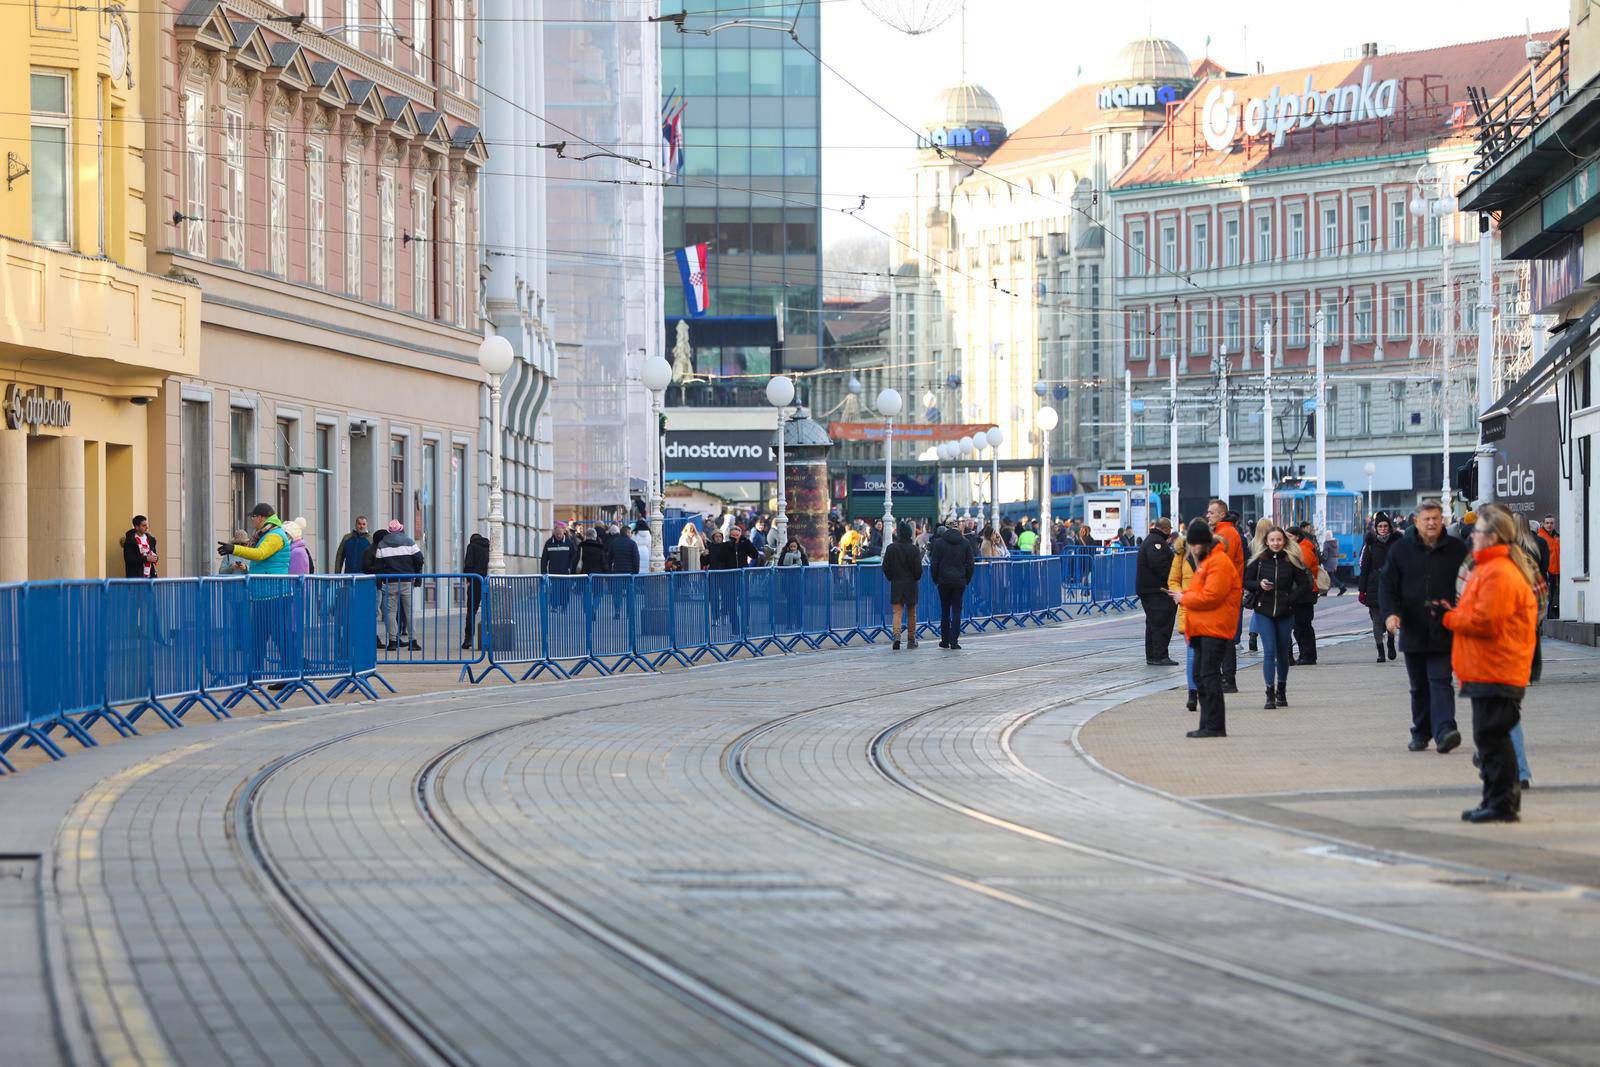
[
  {"xmin": 1036, "ymin": 406, "xmax": 1059, "ymax": 555},
  {"xmin": 477, "ymin": 334, "xmax": 515, "ymax": 576},
  {"xmin": 642, "ymin": 354, "xmax": 674, "ymax": 572},
  {"xmin": 958, "ymin": 435, "xmax": 975, "ymax": 520},
  {"xmin": 985, "ymin": 425, "xmax": 1004, "ymax": 532},
  {"xmin": 878, "ymin": 387, "xmax": 903, "ymax": 528},
  {"xmin": 766, "ymin": 374, "xmax": 795, "ymax": 554},
  {"xmin": 1363, "ymin": 460, "xmax": 1378, "ymax": 526}
]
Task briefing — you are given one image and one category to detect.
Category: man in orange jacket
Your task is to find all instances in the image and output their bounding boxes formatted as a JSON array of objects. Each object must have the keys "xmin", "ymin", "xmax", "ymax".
[
  {"xmin": 1538, "ymin": 514, "xmax": 1560, "ymax": 619},
  {"xmin": 1293, "ymin": 523, "xmax": 1321, "ymax": 665},
  {"xmin": 1206, "ymin": 498, "xmax": 1245, "ymax": 692},
  {"xmin": 1171, "ymin": 519, "xmax": 1241, "ymax": 738}
]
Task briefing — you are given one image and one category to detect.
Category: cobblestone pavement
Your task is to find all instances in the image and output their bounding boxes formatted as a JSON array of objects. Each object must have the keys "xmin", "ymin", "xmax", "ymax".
[{"xmin": 3, "ymin": 607, "xmax": 1597, "ymax": 1066}]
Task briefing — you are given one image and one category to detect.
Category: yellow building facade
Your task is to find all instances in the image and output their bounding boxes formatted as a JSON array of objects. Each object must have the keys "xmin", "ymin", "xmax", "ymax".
[{"xmin": 0, "ymin": 1, "xmax": 199, "ymax": 580}]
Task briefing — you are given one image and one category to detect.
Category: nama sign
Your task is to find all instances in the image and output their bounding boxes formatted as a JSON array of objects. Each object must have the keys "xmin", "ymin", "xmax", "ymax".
[
  {"xmin": 1097, "ymin": 83, "xmax": 1183, "ymax": 110},
  {"xmin": 917, "ymin": 126, "xmax": 1001, "ymax": 150},
  {"xmin": 1200, "ymin": 63, "xmax": 1401, "ymax": 151}
]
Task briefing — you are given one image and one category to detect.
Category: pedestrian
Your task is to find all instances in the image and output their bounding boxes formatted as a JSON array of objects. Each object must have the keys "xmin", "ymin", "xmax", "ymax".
[
  {"xmin": 284, "ymin": 517, "xmax": 314, "ymax": 575},
  {"xmin": 1136, "ymin": 517, "xmax": 1177, "ymax": 666},
  {"xmin": 461, "ymin": 530, "xmax": 489, "ymax": 649},
  {"xmin": 750, "ymin": 516, "xmax": 770, "ymax": 559},
  {"xmin": 864, "ymin": 518, "xmax": 884, "ymax": 559},
  {"xmin": 677, "ymin": 521, "xmax": 704, "ymax": 571},
  {"xmin": 728, "ymin": 525, "xmax": 760, "ymax": 568},
  {"xmin": 1016, "ymin": 522, "xmax": 1039, "ymax": 554},
  {"xmin": 631, "ymin": 520, "xmax": 652, "ymax": 573},
  {"xmin": 217, "ymin": 529, "xmax": 250, "ymax": 575},
  {"xmin": 371, "ymin": 519, "xmax": 423, "ymax": 651},
  {"xmin": 928, "ymin": 520, "xmax": 975, "ymax": 650},
  {"xmin": 1244, "ymin": 525, "xmax": 1308, "ymax": 709},
  {"xmin": 541, "ymin": 522, "xmax": 576, "ymax": 574},
  {"xmin": 1378, "ymin": 499, "xmax": 1468, "ymax": 754},
  {"xmin": 1538, "ymin": 514, "xmax": 1560, "ymax": 619},
  {"xmin": 1169, "ymin": 518, "xmax": 1240, "ymax": 738},
  {"xmin": 575, "ymin": 525, "xmax": 610, "ymax": 575},
  {"xmin": 217, "ymin": 504, "xmax": 296, "ymax": 676},
  {"xmin": 607, "ymin": 523, "xmax": 640, "ymax": 576},
  {"xmin": 1358, "ymin": 512, "xmax": 1399, "ymax": 662},
  {"xmin": 1519, "ymin": 519, "xmax": 1551, "ymax": 686},
  {"xmin": 979, "ymin": 525, "xmax": 1006, "ymax": 558},
  {"xmin": 1320, "ymin": 531, "xmax": 1347, "ymax": 594},
  {"xmin": 1443, "ymin": 503, "xmax": 1540, "ymax": 823},
  {"xmin": 1168, "ymin": 527, "xmax": 1198, "ymax": 711},
  {"xmin": 837, "ymin": 521, "xmax": 863, "ymax": 564},
  {"xmin": 1291, "ymin": 522, "xmax": 1322, "ymax": 665},
  {"xmin": 1206, "ymin": 499, "xmax": 1246, "ymax": 693},
  {"xmin": 773, "ymin": 536, "xmax": 807, "ymax": 567},
  {"xmin": 882, "ymin": 521, "xmax": 923, "ymax": 650},
  {"xmin": 334, "ymin": 516, "xmax": 371, "ymax": 574},
  {"xmin": 1246, "ymin": 517, "xmax": 1272, "ymax": 652},
  {"xmin": 121, "ymin": 514, "xmax": 159, "ymax": 578}
]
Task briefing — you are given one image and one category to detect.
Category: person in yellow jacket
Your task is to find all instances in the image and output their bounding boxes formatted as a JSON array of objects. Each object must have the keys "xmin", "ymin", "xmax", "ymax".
[
  {"xmin": 1168, "ymin": 530, "xmax": 1197, "ymax": 712},
  {"xmin": 837, "ymin": 521, "xmax": 864, "ymax": 564}
]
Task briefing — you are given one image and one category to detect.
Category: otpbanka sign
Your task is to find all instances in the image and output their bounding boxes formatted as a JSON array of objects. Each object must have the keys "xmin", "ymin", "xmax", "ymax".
[
  {"xmin": 1200, "ymin": 64, "xmax": 1401, "ymax": 152},
  {"xmin": 5, "ymin": 385, "xmax": 72, "ymax": 431}
]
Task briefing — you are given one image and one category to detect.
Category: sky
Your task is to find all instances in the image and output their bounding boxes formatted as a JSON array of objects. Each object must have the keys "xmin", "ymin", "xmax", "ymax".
[{"xmin": 817, "ymin": 0, "xmax": 1565, "ymax": 245}]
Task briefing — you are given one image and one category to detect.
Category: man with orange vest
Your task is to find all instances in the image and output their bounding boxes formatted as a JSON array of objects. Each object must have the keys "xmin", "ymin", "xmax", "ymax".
[
  {"xmin": 1206, "ymin": 498, "xmax": 1245, "ymax": 692},
  {"xmin": 1538, "ymin": 514, "xmax": 1560, "ymax": 619},
  {"xmin": 1171, "ymin": 519, "xmax": 1242, "ymax": 737}
]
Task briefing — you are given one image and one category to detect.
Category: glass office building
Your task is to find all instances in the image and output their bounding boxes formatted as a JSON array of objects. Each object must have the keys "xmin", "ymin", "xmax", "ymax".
[{"xmin": 660, "ymin": 1, "xmax": 823, "ymax": 393}]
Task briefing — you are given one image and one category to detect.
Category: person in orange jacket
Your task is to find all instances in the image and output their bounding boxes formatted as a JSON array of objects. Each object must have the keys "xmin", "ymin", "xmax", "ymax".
[
  {"xmin": 1442, "ymin": 503, "xmax": 1541, "ymax": 824},
  {"xmin": 1537, "ymin": 514, "xmax": 1560, "ymax": 619},
  {"xmin": 1170, "ymin": 519, "xmax": 1241, "ymax": 738},
  {"xmin": 1293, "ymin": 522, "xmax": 1322, "ymax": 665},
  {"xmin": 1206, "ymin": 499, "xmax": 1245, "ymax": 692}
]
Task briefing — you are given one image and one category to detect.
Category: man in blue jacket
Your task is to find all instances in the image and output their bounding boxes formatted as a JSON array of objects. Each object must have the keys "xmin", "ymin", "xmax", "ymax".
[{"xmin": 334, "ymin": 516, "xmax": 371, "ymax": 574}]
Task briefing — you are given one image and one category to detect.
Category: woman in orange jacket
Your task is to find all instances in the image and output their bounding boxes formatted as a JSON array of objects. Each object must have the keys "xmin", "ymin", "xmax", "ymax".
[
  {"xmin": 1442, "ymin": 503, "xmax": 1540, "ymax": 824},
  {"xmin": 1169, "ymin": 519, "xmax": 1241, "ymax": 738}
]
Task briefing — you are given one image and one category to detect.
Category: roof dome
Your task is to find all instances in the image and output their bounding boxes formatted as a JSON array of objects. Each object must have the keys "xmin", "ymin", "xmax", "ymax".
[
  {"xmin": 1113, "ymin": 37, "xmax": 1190, "ymax": 81},
  {"xmin": 927, "ymin": 83, "xmax": 1004, "ymax": 131}
]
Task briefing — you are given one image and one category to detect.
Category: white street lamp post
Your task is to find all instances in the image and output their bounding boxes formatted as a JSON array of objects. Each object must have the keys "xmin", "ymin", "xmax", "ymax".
[
  {"xmin": 1216, "ymin": 345, "xmax": 1231, "ymax": 513},
  {"xmin": 986, "ymin": 425, "xmax": 1004, "ymax": 532},
  {"xmin": 642, "ymin": 355, "xmax": 674, "ymax": 572},
  {"xmin": 1036, "ymin": 407, "xmax": 1058, "ymax": 555},
  {"xmin": 879, "ymin": 388, "xmax": 903, "ymax": 528},
  {"xmin": 958, "ymin": 435, "xmax": 974, "ymax": 520},
  {"xmin": 766, "ymin": 374, "xmax": 795, "ymax": 553},
  {"xmin": 1363, "ymin": 461, "xmax": 1377, "ymax": 525},
  {"xmin": 1474, "ymin": 214, "xmax": 1495, "ymax": 507},
  {"xmin": 1314, "ymin": 311, "xmax": 1328, "ymax": 537},
  {"xmin": 477, "ymin": 334, "xmax": 515, "ymax": 576},
  {"xmin": 1263, "ymin": 322, "xmax": 1275, "ymax": 526},
  {"xmin": 1413, "ymin": 168, "xmax": 1456, "ymax": 516}
]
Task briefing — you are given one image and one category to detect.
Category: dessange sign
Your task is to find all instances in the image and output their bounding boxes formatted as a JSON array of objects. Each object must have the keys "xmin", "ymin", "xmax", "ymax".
[{"xmin": 1200, "ymin": 64, "xmax": 1401, "ymax": 152}]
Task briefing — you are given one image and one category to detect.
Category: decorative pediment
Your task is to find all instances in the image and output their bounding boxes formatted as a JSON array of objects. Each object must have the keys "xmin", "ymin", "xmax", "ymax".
[
  {"xmin": 228, "ymin": 19, "xmax": 271, "ymax": 71},
  {"xmin": 448, "ymin": 124, "xmax": 487, "ymax": 167},
  {"xmin": 267, "ymin": 41, "xmax": 314, "ymax": 92},
  {"xmin": 174, "ymin": 0, "xmax": 233, "ymax": 53},
  {"xmin": 308, "ymin": 61, "xmax": 351, "ymax": 109},
  {"xmin": 415, "ymin": 110, "xmax": 451, "ymax": 154},
  {"xmin": 346, "ymin": 79, "xmax": 384, "ymax": 125},
  {"xmin": 381, "ymin": 95, "xmax": 420, "ymax": 140}
]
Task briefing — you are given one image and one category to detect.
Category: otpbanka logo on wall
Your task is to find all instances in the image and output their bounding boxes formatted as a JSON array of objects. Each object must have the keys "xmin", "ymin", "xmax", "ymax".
[
  {"xmin": 1201, "ymin": 64, "xmax": 1401, "ymax": 152},
  {"xmin": 5, "ymin": 384, "xmax": 72, "ymax": 432}
]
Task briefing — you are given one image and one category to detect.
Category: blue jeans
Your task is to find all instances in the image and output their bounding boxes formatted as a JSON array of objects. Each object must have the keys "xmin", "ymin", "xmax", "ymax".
[
  {"xmin": 1402, "ymin": 651, "xmax": 1457, "ymax": 744},
  {"xmin": 1510, "ymin": 723, "xmax": 1531, "ymax": 781},
  {"xmin": 1185, "ymin": 640, "xmax": 1196, "ymax": 690},
  {"xmin": 1251, "ymin": 613, "xmax": 1293, "ymax": 686}
]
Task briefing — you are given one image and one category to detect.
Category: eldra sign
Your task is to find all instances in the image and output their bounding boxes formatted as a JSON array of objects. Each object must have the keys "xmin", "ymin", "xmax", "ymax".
[{"xmin": 1200, "ymin": 64, "xmax": 1401, "ymax": 152}]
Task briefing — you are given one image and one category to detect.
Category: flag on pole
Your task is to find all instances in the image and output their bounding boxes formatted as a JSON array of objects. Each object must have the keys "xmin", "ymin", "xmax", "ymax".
[
  {"xmin": 660, "ymin": 89, "xmax": 687, "ymax": 174},
  {"xmin": 675, "ymin": 243, "xmax": 710, "ymax": 317}
]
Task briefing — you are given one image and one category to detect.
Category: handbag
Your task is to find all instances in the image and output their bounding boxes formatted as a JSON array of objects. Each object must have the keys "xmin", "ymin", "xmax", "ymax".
[{"xmin": 1315, "ymin": 565, "xmax": 1332, "ymax": 596}]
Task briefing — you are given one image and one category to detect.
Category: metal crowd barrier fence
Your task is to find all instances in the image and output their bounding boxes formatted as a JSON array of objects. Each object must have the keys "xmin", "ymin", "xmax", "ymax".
[
  {"xmin": 0, "ymin": 576, "xmax": 380, "ymax": 774},
  {"xmin": 1085, "ymin": 551, "xmax": 1140, "ymax": 614}
]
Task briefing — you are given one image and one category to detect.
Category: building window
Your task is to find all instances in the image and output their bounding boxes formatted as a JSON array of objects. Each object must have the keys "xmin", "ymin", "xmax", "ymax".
[
  {"xmin": 1253, "ymin": 305, "xmax": 1272, "ymax": 354},
  {"xmin": 1191, "ymin": 218, "xmax": 1208, "ymax": 271},
  {"xmin": 1159, "ymin": 222, "xmax": 1176, "ymax": 271},
  {"xmin": 389, "ymin": 435, "xmax": 407, "ymax": 523},
  {"xmin": 1388, "ymin": 289, "xmax": 1409, "ymax": 338},
  {"xmin": 1159, "ymin": 310, "xmax": 1177, "ymax": 357},
  {"xmin": 1222, "ymin": 214, "xmax": 1239, "ymax": 266},
  {"xmin": 1253, "ymin": 209, "xmax": 1272, "ymax": 262},
  {"xmin": 345, "ymin": 0, "xmax": 359, "ymax": 34},
  {"xmin": 1426, "ymin": 289, "xmax": 1443, "ymax": 335},
  {"xmin": 183, "ymin": 92, "xmax": 207, "ymax": 256},
  {"xmin": 420, "ymin": 439, "xmax": 438, "ymax": 562},
  {"xmin": 452, "ymin": 0, "xmax": 467, "ymax": 90},
  {"xmin": 1357, "ymin": 384, "xmax": 1372, "ymax": 435},
  {"xmin": 1287, "ymin": 295, "xmax": 1307, "ymax": 347},
  {"xmin": 1127, "ymin": 222, "xmax": 1146, "ymax": 276},
  {"xmin": 378, "ymin": 171, "xmax": 396, "ymax": 306},
  {"xmin": 316, "ymin": 424, "xmax": 335, "ymax": 571},
  {"xmin": 452, "ymin": 193, "xmax": 468, "ymax": 327},
  {"xmin": 268, "ymin": 127, "xmax": 288, "ymax": 276},
  {"xmin": 1286, "ymin": 207, "xmax": 1305, "ymax": 260},
  {"xmin": 307, "ymin": 140, "xmax": 326, "ymax": 286},
  {"xmin": 1319, "ymin": 294, "xmax": 1340, "ymax": 345},
  {"xmin": 1190, "ymin": 305, "xmax": 1210, "ymax": 354},
  {"xmin": 452, "ymin": 442, "xmax": 468, "ymax": 566},
  {"xmin": 29, "ymin": 71, "xmax": 70, "ymax": 246},
  {"xmin": 1354, "ymin": 201, "xmax": 1372, "ymax": 253},
  {"xmin": 1388, "ymin": 195, "xmax": 1407, "ymax": 250},
  {"xmin": 345, "ymin": 148, "xmax": 363, "ymax": 295},
  {"xmin": 1130, "ymin": 309, "xmax": 1148, "ymax": 360},
  {"xmin": 1320, "ymin": 204, "xmax": 1339, "ymax": 256},
  {"xmin": 275, "ymin": 416, "xmax": 297, "ymax": 519},
  {"xmin": 1353, "ymin": 291, "xmax": 1373, "ymax": 340},
  {"xmin": 412, "ymin": 180, "xmax": 431, "ymax": 315},
  {"xmin": 413, "ymin": 0, "xmax": 428, "ymax": 64},
  {"xmin": 230, "ymin": 407, "xmax": 256, "ymax": 532},
  {"xmin": 1223, "ymin": 303, "xmax": 1241, "ymax": 351},
  {"xmin": 181, "ymin": 399, "xmax": 212, "ymax": 574},
  {"xmin": 1427, "ymin": 212, "xmax": 1442, "ymax": 247},
  {"xmin": 222, "ymin": 106, "xmax": 246, "ymax": 264}
]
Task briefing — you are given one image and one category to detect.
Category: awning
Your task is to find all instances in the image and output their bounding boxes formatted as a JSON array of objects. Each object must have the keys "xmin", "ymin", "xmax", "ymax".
[{"xmin": 1481, "ymin": 298, "xmax": 1600, "ymax": 425}]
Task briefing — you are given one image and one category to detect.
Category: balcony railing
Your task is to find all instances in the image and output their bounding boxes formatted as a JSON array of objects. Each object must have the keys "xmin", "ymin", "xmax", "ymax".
[{"xmin": 1467, "ymin": 32, "xmax": 1570, "ymax": 179}]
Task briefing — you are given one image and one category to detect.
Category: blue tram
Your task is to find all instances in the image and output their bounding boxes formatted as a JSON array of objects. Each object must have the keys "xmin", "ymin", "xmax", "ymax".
[{"xmin": 1272, "ymin": 479, "xmax": 1364, "ymax": 575}]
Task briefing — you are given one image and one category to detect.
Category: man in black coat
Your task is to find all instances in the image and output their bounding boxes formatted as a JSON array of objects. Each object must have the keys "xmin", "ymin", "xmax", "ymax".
[
  {"xmin": 1136, "ymin": 518, "xmax": 1177, "ymax": 665},
  {"xmin": 729, "ymin": 526, "xmax": 761, "ymax": 568},
  {"xmin": 1378, "ymin": 501, "xmax": 1468, "ymax": 754},
  {"xmin": 461, "ymin": 532, "xmax": 489, "ymax": 649},
  {"xmin": 929, "ymin": 524, "xmax": 975, "ymax": 650},
  {"xmin": 575, "ymin": 527, "xmax": 610, "ymax": 575},
  {"xmin": 122, "ymin": 515, "xmax": 159, "ymax": 578}
]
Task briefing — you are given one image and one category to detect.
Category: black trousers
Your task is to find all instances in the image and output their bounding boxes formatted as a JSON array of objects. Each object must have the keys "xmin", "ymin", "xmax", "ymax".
[
  {"xmin": 1140, "ymin": 592, "xmax": 1175, "ymax": 662},
  {"xmin": 1367, "ymin": 603, "xmax": 1386, "ymax": 643},
  {"xmin": 1471, "ymin": 695, "xmax": 1522, "ymax": 814},
  {"xmin": 1193, "ymin": 635, "xmax": 1228, "ymax": 734},
  {"xmin": 463, "ymin": 580, "xmax": 483, "ymax": 644},
  {"xmin": 1221, "ymin": 603, "xmax": 1242, "ymax": 684},
  {"xmin": 938, "ymin": 584, "xmax": 965, "ymax": 646},
  {"xmin": 1292, "ymin": 601, "xmax": 1317, "ymax": 663}
]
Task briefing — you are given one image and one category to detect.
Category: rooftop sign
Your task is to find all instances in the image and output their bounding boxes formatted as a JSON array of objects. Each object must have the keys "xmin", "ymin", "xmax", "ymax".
[
  {"xmin": 1097, "ymin": 83, "xmax": 1183, "ymax": 110},
  {"xmin": 917, "ymin": 126, "xmax": 1003, "ymax": 151},
  {"xmin": 1200, "ymin": 64, "xmax": 1400, "ymax": 152}
]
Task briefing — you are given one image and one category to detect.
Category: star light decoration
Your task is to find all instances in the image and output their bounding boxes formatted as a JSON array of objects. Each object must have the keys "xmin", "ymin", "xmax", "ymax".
[{"xmin": 859, "ymin": 0, "xmax": 962, "ymax": 35}]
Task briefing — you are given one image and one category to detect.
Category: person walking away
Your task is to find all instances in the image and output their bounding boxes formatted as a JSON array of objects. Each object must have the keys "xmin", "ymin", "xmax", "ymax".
[
  {"xmin": 1206, "ymin": 500, "xmax": 1245, "ymax": 692},
  {"xmin": 461, "ymin": 531, "xmax": 489, "ymax": 649},
  {"xmin": 1443, "ymin": 503, "xmax": 1540, "ymax": 823},
  {"xmin": 1292, "ymin": 522, "xmax": 1323, "ymax": 665},
  {"xmin": 1137, "ymin": 517, "xmax": 1178, "ymax": 666},
  {"xmin": 1378, "ymin": 500, "xmax": 1467, "ymax": 753},
  {"xmin": 882, "ymin": 522, "xmax": 923, "ymax": 650},
  {"xmin": 1321, "ymin": 532, "xmax": 1347, "ymax": 594},
  {"xmin": 284, "ymin": 518, "xmax": 314, "ymax": 575},
  {"xmin": 1538, "ymin": 514, "xmax": 1560, "ymax": 619},
  {"xmin": 1168, "ymin": 529, "xmax": 1198, "ymax": 711},
  {"xmin": 217, "ymin": 504, "xmax": 296, "ymax": 676},
  {"xmin": 677, "ymin": 521, "xmax": 704, "ymax": 571},
  {"xmin": 574, "ymin": 526, "xmax": 610, "ymax": 575},
  {"xmin": 1169, "ymin": 519, "xmax": 1240, "ymax": 738},
  {"xmin": 929, "ymin": 522, "xmax": 975, "ymax": 650},
  {"xmin": 604, "ymin": 524, "xmax": 639, "ymax": 620},
  {"xmin": 371, "ymin": 520, "xmax": 424, "ymax": 651},
  {"xmin": 631, "ymin": 520, "xmax": 652, "ymax": 573},
  {"xmin": 121, "ymin": 515, "xmax": 159, "ymax": 578},
  {"xmin": 1244, "ymin": 526, "xmax": 1308, "ymax": 709},
  {"xmin": 1358, "ymin": 513, "xmax": 1399, "ymax": 661},
  {"xmin": 334, "ymin": 517, "xmax": 371, "ymax": 575}
]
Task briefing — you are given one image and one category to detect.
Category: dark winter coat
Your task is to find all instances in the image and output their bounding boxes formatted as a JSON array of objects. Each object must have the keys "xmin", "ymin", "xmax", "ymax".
[
  {"xmin": 1356, "ymin": 530, "xmax": 1397, "ymax": 600},
  {"xmin": 607, "ymin": 533, "xmax": 641, "ymax": 574},
  {"xmin": 929, "ymin": 526, "xmax": 975, "ymax": 589},
  {"xmin": 1378, "ymin": 526, "xmax": 1470, "ymax": 654},
  {"xmin": 1243, "ymin": 549, "xmax": 1308, "ymax": 620},
  {"xmin": 370, "ymin": 529, "xmax": 424, "ymax": 576},
  {"xmin": 540, "ymin": 533, "xmax": 575, "ymax": 575},
  {"xmin": 334, "ymin": 529, "xmax": 371, "ymax": 574},
  {"xmin": 122, "ymin": 530, "xmax": 158, "ymax": 578},
  {"xmin": 731, "ymin": 535, "xmax": 761, "ymax": 568},
  {"xmin": 462, "ymin": 533, "xmax": 490, "ymax": 577},
  {"xmin": 881, "ymin": 541, "xmax": 923, "ymax": 605},
  {"xmin": 575, "ymin": 537, "xmax": 610, "ymax": 575},
  {"xmin": 705, "ymin": 540, "xmax": 737, "ymax": 570},
  {"xmin": 1135, "ymin": 530, "xmax": 1173, "ymax": 596}
]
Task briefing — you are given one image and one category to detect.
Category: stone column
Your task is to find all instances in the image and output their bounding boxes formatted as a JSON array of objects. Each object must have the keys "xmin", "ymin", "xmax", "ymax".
[
  {"xmin": 0, "ymin": 432, "xmax": 28, "ymax": 582},
  {"xmin": 27, "ymin": 435, "xmax": 86, "ymax": 579}
]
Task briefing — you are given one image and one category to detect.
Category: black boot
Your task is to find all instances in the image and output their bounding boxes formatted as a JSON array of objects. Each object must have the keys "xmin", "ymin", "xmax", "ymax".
[
  {"xmin": 1276, "ymin": 681, "xmax": 1288, "ymax": 707},
  {"xmin": 1264, "ymin": 687, "xmax": 1277, "ymax": 709},
  {"xmin": 1386, "ymin": 633, "xmax": 1397, "ymax": 660},
  {"xmin": 1375, "ymin": 636, "xmax": 1387, "ymax": 663},
  {"xmin": 1186, "ymin": 689, "xmax": 1197, "ymax": 712},
  {"xmin": 1248, "ymin": 633, "xmax": 1258, "ymax": 652}
]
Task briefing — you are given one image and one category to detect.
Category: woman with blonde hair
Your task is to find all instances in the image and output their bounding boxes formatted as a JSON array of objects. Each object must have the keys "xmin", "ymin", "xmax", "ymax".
[
  {"xmin": 1243, "ymin": 525, "xmax": 1308, "ymax": 709},
  {"xmin": 677, "ymin": 520, "xmax": 704, "ymax": 571},
  {"xmin": 1442, "ymin": 503, "xmax": 1540, "ymax": 823},
  {"xmin": 1246, "ymin": 516, "xmax": 1275, "ymax": 653}
]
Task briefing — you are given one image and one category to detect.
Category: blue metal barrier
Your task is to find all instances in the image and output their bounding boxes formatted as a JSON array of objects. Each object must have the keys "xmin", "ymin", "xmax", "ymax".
[{"xmin": 1087, "ymin": 552, "xmax": 1139, "ymax": 614}]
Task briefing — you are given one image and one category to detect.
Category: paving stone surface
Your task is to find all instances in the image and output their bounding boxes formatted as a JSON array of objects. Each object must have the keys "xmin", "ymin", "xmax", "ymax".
[{"xmin": 1, "ymin": 606, "xmax": 1596, "ymax": 1067}]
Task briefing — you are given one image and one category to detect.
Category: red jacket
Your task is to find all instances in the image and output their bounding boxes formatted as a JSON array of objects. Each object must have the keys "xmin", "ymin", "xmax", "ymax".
[
  {"xmin": 1443, "ymin": 544, "xmax": 1539, "ymax": 688},
  {"xmin": 1182, "ymin": 549, "xmax": 1242, "ymax": 639},
  {"xmin": 1213, "ymin": 521, "xmax": 1244, "ymax": 588},
  {"xmin": 1537, "ymin": 528, "xmax": 1560, "ymax": 576},
  {"xmin": 1298, "ymin": 538, "xmax": 1320, "ymax": 581}
]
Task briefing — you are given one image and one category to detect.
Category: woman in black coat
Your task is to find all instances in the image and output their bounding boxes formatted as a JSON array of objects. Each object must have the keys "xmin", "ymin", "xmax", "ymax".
[
  {"xmin": 881, "ymin": 521, "xmax": 923, "ymax": 650},
  {"xmin": 1243, "ymin": 526, "xmax": 1308, "ymax": 709},
  {"xmin": 1357, "ymin": 513, "xmax": 1399, "ymax": 662}
]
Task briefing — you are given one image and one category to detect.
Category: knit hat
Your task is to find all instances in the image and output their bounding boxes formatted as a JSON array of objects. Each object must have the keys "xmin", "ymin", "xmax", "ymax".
[
  {"xmin": 1185, "ymin": 518, "xmax": 1213, "ymax": 546},
  {"xmin": 388, "ymin": 519, "xmax": 403, "ymax": 533},
  {"xmin": 281, "ymin": 520, "xmax": 304, "ymax": 541},
  {"xmin": 1373, "ymin": 511, "xmax": 1392, "ymax": 527},
  {"xmin": 1462, "ymin": 509, "xmax": 1478, "ymax": 525}
]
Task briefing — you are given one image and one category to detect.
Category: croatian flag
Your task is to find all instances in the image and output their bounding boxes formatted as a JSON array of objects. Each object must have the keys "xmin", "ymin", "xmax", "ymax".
[{"xmin": 676, "ymin": 243, "xmax": 709, "ymax": 317}]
